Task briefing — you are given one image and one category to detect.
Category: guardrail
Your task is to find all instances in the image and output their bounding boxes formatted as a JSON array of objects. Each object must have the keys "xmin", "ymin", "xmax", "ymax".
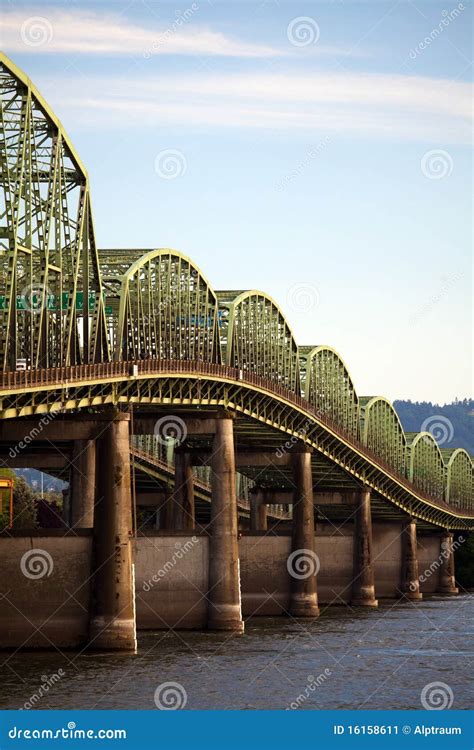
[{"xmin": 1, "ymin": 359, "xmax": 472, "ymax": 517}]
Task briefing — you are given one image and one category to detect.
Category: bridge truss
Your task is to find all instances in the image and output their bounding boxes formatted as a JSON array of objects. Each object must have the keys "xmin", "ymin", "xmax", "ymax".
[{"xmin": 0, "ymin": 53, "xmax": 472, "ymax": 530}]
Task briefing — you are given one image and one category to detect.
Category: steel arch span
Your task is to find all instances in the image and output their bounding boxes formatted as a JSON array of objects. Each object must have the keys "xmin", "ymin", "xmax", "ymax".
[
  {"xmin": 0, "ymin": 53, "xmax": 109, "ymax": 371},
  {"xmin": 216, "ymin": 290, "xmax": 300, "ymax": 393},
  {"xmin": 0, "ymin": 53, "xmax": 472, "ymax": 530},
  {"xmin": 99, "ymin": 248, "xmax": 221, "ymax": 363},
  {"xmin": 301, "ymin": 345, "xmax": 359, "ymax": 440},
  {"xmin": 443, "ymin": 448, "xmax": 473, "ymax": 511}
]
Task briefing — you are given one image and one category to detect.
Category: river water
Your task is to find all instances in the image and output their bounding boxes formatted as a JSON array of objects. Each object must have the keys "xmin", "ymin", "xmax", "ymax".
[{"xmin": 1, "ymin": 595, "xmax": 472, "ymax": 710}]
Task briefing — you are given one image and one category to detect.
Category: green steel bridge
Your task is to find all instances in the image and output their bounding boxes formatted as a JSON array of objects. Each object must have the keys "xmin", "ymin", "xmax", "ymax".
[{"xmin": 1, "ymin": 52, "xmax": 473, "ymax": 533}]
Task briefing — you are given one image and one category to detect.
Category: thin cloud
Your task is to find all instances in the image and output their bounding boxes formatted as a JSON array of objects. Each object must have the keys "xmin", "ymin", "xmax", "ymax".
[
  {"xmin": 38, "ymin": 71, "xmax": 472, "ymax": 144},
  {"xmin": 1, "ymin": 8, "xmax": 280, "ymax": 58}
]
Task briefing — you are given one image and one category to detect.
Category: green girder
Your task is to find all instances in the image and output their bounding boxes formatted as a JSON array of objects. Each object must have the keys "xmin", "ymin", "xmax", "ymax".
[
  {"xmin": 216, "ymin": 290, "xmax": 300, "ymax": 392},
  {"xmin": 442, "ymin": 448, "xmax": 473, "ymax": 511},
  {"xmin": 302, "ymin": 345, "xmax": 359, "ymax": 440},
  {"xmin": 99, "ymin": 248, "xmax": 221, "ymax": 363},
  {"xmin": 360, "ymin": 396, "xmax": 408, "ymax": 478},
  {"xmin": 0, "ymin": 53, "xmax": 109, "ymax": 371},
  {"xmin": 407, "ymin": 432, "xmax": 446, "ymax": 502},
  {"xmin": 1, "ymin": 53, "xmax": 473, "ymax": 524}
]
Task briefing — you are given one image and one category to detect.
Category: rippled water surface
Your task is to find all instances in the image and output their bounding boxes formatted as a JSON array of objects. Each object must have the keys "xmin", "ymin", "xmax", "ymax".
[{"xmin": 1, "ymin": 595, "xmax": 472, "ymax": 710}]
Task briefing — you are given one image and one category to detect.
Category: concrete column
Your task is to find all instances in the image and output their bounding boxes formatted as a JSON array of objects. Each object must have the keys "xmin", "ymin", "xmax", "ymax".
[
  {"xmin": 250, "ymin": 490, "xmax": 268, "ymax": 531},
  {"xmin": 172, "ymin": 451, "xmax": 195, "ymax": 530},
  {"xmin": 89, "ymin": 414, "xmax": 137, "ymax": 651},
  {"xmin": 70, "ymin": 439, "xmax": 96, "ymax": 528},
  {"xmin": 438, "ymin": 533, "xmax": 459, "ymax": 594},
  {"xmin": 61, "ymin": 488, "xmax": 70, "ymax": 527},
  {"xmin": 351, "ymin": 487, "xmax": 378, "ymax": 607},
  {"xmin": 208, "ymin": 416, "xmax": 244, "ymax": 632},
  {"xmin": 400, "ymin": 519, "xmax": 422, "ymax": 600},
  {"xmin": 289, "ymin": 451, "xmax": 319, "ymax": 617}
]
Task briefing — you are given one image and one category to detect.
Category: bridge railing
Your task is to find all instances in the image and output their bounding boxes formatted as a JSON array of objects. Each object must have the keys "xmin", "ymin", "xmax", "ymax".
[{"xmin": 1, "ymin": 359, "xmax": 472, "ymax": 516}]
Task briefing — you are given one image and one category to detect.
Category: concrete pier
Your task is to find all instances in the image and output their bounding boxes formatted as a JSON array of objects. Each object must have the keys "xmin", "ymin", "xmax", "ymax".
[
  {"xmin": 172, "ymin": 451, "xmax": 195, "ymax": 531},
  {"xmin": 89, "ymin": 413, "xmax": 137, "ymax": 651},
  {"xmin": 70, "ymin": 439, "xmax": 96, "ymax": 529},
  {"xmin": 438, "ymin": 532, "xmax": 459, "ymax": 595},
  {"xmin": 400, "ymin": 519, "xmax": 422, "ymax": 600},
  {"xmin": 250, "ymin": 490, "xmax": 268, "ymax": 532},
  {"xmin": 351, "ymin": 487, "xmax": 378, "ymax": 607},
  {"xmin": 207, "ymin": 416, "xmax": 244, "ymax": 632},
  {"xmin": 289, "ymin": 450, "xmax": 319, "ymax": 617}
]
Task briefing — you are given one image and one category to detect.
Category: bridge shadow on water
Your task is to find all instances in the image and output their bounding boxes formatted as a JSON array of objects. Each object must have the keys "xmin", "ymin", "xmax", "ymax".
[{"xmin": 1, "ymin": 594, "xmax": 472, "ymax": 711}]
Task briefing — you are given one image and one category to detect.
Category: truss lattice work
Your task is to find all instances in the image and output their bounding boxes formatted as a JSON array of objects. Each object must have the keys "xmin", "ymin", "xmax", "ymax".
[
  {"xmin": 0, "ymin": 54, "xmax": 109, "ymax": 370},
  {"xmin": 0, "ymin": 53, "xmax": 472, "ymax": 519}
]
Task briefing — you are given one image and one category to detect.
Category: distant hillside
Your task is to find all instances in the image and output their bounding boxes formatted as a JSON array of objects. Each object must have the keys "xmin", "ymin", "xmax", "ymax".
[
  {"xmin": 15, "ymin": 469, "xmax": 66, "ymax": 492},
  {"xmin": 393, "ymin": 398, "xmax": 474, "ymax": 455}
]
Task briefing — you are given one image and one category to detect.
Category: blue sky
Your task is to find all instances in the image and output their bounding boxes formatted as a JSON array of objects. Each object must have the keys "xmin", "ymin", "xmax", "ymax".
[{"xmin": 1, "ymin": 0, "xmax": 472, "ymax": 403}]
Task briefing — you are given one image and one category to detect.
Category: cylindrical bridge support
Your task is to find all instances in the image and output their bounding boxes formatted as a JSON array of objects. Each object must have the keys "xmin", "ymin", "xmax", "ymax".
[
  {"xmin": 400, "ymin": 519, "xmax": 422, "ymax": 600},
  {"xmin": 89, "ymin": 413, "xmax": 137, "ymax": 651},
  {"xmin": 438, "ymin": 533, "xmax": 459, "ymax": 595},
  {"xmin": 288, "ymin": 451, "xmax": 319, "ymax": 618},
  {"xmin": 70, "ymin": 439, "xmax": 96, "ymax": 528},
  {"xmin": 250, "ymin": 490, "xmax": 268, "ymax": 532},
  {"xmin": 208, "ymin": 416, "xmax": 244, "ymax": 632},
  {"xmin": 351, "ymin": 487, "xmax": 378, "ymax": 607},
  {"xmin": 172, "ymin": 451, "xmax": 195, "ymax": 531}
]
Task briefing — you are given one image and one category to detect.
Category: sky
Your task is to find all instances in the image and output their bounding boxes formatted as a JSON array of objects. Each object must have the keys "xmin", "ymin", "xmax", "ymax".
[{"xmin": 1, "ymin": 0, "xmax": 472, "ymax": 404}]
